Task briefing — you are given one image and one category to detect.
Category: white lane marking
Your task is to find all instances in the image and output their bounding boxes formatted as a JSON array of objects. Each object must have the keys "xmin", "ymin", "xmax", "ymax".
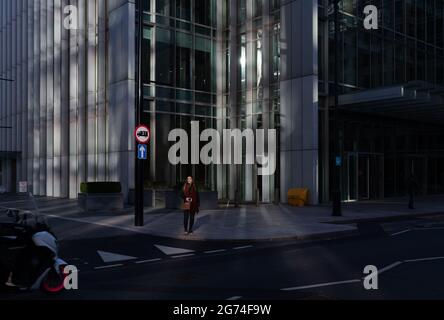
[
  {"xmin": 94, "ymin": 264, "xmax": 124, "ymax": 270},
  {"xmin": 155, "ymin": 245, "xmax": 195, "ymax": 256},
  {"xmin": 205, "ymin": 249, "xmax": 227, "ymax": 254},
  {"xmin": 282, "ymin": 257, "xmax": 444, "ymax": 293},
  {"xmin": 377, "ymin": 262, "xmax": 403, "ymax": 275},
  {"xmin": 97, "ymin": 250, "xmax": 137, "ymax": 263},
  {"xmin": 405, "ymin": 256, "xmax": 444, "ymax": 263},
  {"xmin": 233, "ymin": 245, "xmax": 253, "ymax": 250},
  {"xmin": 171, "ymin": 254, "xmax": 195, "ymax": 259},
  {"xmin": 135, "ymin": 258, "xmax": 163, "ymax": 264},
  {"xmin": 0, "ymin": 200, "xmax": 33, "ymax": 206},
  {"xmin": 281, "ymin": 279, "xmax": 361, "ymax": 291},
  {"xmin": 415, "ymin": 227, "xmax": 444, "ymax": 231},
  {"xmin": 227, "ymin": 296, "xmax": 242, "ymax": 301},
  {"xmin": 45, "ymin": 214, "xmax": 150, "ymax": 234},
  {"xmin": 1, "ymin": 236, "xmax": 17, "ymax": 240},
  {"xmin": 8, "ymin": 246, "xmax": 26, "ymax": 250},
  {"xmin": 390, "ymin": 229, "xmax": 411, "ymax": 236}
]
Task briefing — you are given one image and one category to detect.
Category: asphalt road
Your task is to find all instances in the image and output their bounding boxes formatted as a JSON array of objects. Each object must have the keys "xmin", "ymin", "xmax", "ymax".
[{"xmin": 1, "ymin": 206, "xmax": 444, "ymax": 300}]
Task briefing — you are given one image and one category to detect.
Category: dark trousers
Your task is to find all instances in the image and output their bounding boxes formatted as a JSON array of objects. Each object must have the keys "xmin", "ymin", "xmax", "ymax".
[{"xmin": 184, "ymin": 211, "xmax": 196, "ymax": 232}]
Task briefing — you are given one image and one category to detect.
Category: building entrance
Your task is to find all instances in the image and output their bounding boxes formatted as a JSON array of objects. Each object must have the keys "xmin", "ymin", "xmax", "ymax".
[{"xmin": 344, "ymin": 152, "xmax": 384, "ymax": 201}]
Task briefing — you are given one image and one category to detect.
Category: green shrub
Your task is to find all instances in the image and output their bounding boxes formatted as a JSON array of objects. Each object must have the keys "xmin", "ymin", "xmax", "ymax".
[
  {"xmin": 80, "ymin": 182, "xmax": 122, "ymax": 194},
  {"xmin": 144, "ymin": 181, "xmax": 170, "ymax": 190}
]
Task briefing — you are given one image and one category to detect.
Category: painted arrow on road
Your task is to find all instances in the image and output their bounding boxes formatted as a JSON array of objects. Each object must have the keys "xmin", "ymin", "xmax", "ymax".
[
  {"xmin": 155, "ymin": 245, "xmax": 195, "ymax": 256},
  {"xmin": 97, "ymin": 250, "xmax": 138, "ymax": 263}
]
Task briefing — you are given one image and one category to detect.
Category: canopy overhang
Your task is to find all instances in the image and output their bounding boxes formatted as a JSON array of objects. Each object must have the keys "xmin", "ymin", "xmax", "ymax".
[{"xmin": 339, "ymin": 81, "xmax": 444, "ymax": 124}]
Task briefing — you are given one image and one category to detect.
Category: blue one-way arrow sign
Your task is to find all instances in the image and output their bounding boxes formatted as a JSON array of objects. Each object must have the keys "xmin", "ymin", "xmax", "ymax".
[{"xmin": 138, "ymin": 144, "xmax": 148, "ymax": 160}]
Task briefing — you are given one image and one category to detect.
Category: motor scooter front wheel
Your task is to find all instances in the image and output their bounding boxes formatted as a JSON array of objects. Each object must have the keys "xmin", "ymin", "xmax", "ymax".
[{"xmin": 40, "ymin": 267, "xmax": 66, "ymax": 294}]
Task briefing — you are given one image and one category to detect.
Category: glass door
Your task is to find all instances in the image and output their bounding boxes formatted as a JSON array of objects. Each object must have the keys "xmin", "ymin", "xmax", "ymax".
[
  {"xmin": 347, "ymin": 153, "xmax": 358, "ymax": 201},
  {"xmin": 358, "ymin": 154, "xmax": 370, "ymax": 200}
]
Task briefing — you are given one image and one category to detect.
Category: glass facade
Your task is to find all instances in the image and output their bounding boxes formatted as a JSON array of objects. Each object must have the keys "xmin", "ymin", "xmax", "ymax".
[
  {"xmin": 137, "ymin": 0, "xmax": 444, "ymax": 203},
  {"xmin": 319, "ymin": 0, "xmax": 444, "ymax": 202},
  {"xmin": 218, "ymin": 0, "xmax": 281, "ymax": 202},
  {"xmin": 138, "ymin": 0, "xmax": 218, "ymax": 191},
  {"xmin": 323, "ymin": 0, "xmax": 444, "ymax": 93},
  {"xmin": 138, "ymin": 0, "xmax": 281, "ymax": 202}
]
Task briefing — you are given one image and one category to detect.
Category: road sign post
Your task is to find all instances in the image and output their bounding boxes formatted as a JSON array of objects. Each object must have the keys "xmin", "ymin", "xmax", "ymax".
[{"xmin": 134, "ymin": 125, "xmax": 150, "ymax": 227}]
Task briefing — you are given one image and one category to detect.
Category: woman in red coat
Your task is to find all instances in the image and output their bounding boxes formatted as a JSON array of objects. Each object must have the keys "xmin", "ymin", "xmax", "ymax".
[{"xmin": 182, "ymin": 176, "xmax": 200, "ymax": 234}]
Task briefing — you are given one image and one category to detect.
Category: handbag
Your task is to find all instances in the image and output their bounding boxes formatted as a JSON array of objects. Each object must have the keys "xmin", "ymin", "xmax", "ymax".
[{"xmin": 183, "ymin": 201, "xmax": 191, "ymax": 211}]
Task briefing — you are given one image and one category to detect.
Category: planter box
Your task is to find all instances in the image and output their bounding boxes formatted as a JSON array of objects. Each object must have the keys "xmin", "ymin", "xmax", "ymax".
[
  {"xmin": 128, "ymin": 190, "xmax": 154, "ymax": 207},
  {"xmin": 78, "ymin": 193, "xmax": 124, "ymax": 212}
]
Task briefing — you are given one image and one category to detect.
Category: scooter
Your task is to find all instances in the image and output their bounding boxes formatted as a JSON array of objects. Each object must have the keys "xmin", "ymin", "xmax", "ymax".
[{"xmin": 0, "ymin": 197, "xmax": 68, "ymax": 294}]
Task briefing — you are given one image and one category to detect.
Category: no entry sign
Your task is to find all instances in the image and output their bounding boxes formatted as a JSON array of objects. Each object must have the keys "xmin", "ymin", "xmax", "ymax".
[{"xmin": 134, "ymin": 125, "xmax": 150, "ymax": 144}]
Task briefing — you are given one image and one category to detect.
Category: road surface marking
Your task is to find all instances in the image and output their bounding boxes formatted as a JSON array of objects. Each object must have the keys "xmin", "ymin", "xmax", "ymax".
[
  {"xmin": 97, "ymin": 250, "xmax": 137, "ymax": 263},
  {"xmin": 377, "ymin": 261, "xmax": 403, "ymax": 275},
  {"xmin": 94, "ymin": 264, "xmax": 124, "ymax": 270},
  {"xmin": 227, "ymin": 296, "xmax": 242, "ymax": 300},
  {"xmin": 205, "ymin": 249, "xmax": 227, "ymax": 254},
  {"xmin": 281, "ymin": 279, "xmax": 361, "ymax": 291},
  {"xmin": 390, "ymin": 229, "xmax": 411, "ymax": 236},
  {"xmin": 135, "ymin": 258, "xmax": 162, "ymax": 264},
  {"xmin": 415, "ymin": 227, "xmax": 444, "ymax": 231},
  {"xmin": 8, "ymin": 246, "xmax": 26, "ymax": 250},
  {"xmin": 233, "ymin": 245, "xmax": 253, "ymax": 250},
  {"xmin": 171, "ymin": 254, "xmax": 195, "ymax": 259},
  {"xmin": 405, "ymin": 256, "xmax": 444, "ymax": 263},
  {"xmin": 155, "ymin": 245, "xmax": 195, "ymax": 256},
  {"xmin": 45, "ymin": 214, "xmax": 151, "ymax": 234}
]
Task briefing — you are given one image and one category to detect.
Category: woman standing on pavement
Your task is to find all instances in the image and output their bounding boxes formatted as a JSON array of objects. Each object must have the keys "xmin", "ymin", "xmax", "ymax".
[{"xmin": 182, "ymin": 176, "xmax": 200, "ymax": 235}]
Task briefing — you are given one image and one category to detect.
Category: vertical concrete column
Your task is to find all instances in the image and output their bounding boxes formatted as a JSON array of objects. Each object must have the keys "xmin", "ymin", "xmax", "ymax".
[
  {"xmin": 5, "ymin": 0, "xmax": 12, "ymax": 190},
  {"xmin": 39, "ymin": 0, "xmax": 48, "ymax": 196},
  {"xmin": 21, "ymin": 0, "xmax": 28, "ymax": 183},
  {"xmin": 16, "ymin": 0, "xmax": 22, "ymax": 183},
  {"xmin": 14, "ymin": 0, "xmax": 21, "ymax": 186},
  {"xmin": 77, "ymin": 0, "xmax": 87, "ymax": 191},
  {"xmin": 53, "ymin": 0, "xmax": 62, "ymax": 197},
  {"xmin": 9, "ymin": 0, "xmax": 15, "ymax": 156},
  {"xmin": 69, "ymin": 0, "xmax": 79, "ymax": 198},
  {"xmin": 46, "ymin": 0, "xmax": 55, "ymax": 196},
  {"xmin": 228, "ymin": 0, "xmax": 238, "ymax": 201},
  {"xmin": 261, "ymin": 0, "xmax": 272, "ymax": 203},
  {"xmin": 280, "ymin": 0, "xmax": 319, "ymax": 204},
  {"xmin": 97, "ymin": 0, "xmax": 107, "ymax": 181},
  {"xmin": 244, "ymin": 0, "xmax": 254, "ymax": 202},
  {"xmin": 215, "ymin": 0, "xmax": 227, "ymax": 199},
  {"xmin": 27, "ymin": 0, "xmax": 35, "ymax": 190},
  {"xmin": 86, "ymin": 0, "xmax": 98, "ymax": 182},
  {"xmin": 107, "ymin": 0, "xmax": 136, "ymax": 200},
  {"xmin": 33, "ymin": 0, "xmax": 41, "ymax": 195},
  {"xmin": 60, "ymin": 0, "xmax": 70, "ymax": 197}
]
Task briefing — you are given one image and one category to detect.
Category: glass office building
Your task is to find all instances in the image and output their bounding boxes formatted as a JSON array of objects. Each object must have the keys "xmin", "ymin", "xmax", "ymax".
[
  {"xmin": 2, "ymin": 0, "xmax": 444, "ymax": 204},
  {"xmin": 318, "ymin": 0, "xmax": 444, "ymax": 202},
  {"xmin": 138, "ymin": 0, "xmax": 284, "ymax": 203}
]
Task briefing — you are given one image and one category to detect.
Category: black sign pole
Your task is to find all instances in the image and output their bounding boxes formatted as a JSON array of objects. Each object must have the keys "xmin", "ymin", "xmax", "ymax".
[
  {"xmin": 135, "ymin": 0, "xmax": 144, "ymax": 226},
  {"xmin": 332, "ymin": 0, "xmax": 342, "ymax": 216}
]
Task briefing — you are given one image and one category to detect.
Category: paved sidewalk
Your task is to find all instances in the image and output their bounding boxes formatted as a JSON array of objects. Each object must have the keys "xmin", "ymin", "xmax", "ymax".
[{"xmin": 2, "ymin": 194, "xmax": 444, "ymax": 242}]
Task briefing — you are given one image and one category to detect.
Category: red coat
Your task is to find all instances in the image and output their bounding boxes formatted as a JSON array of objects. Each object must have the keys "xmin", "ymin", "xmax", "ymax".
[{"xmin": 182, "ymin": 183, "xmax": 200, "ymax": 213}]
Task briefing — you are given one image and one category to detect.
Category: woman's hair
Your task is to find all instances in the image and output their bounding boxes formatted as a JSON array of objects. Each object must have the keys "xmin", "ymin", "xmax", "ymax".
[{"xmin": 183, "ymin": 176, "xmax": 198, "ymax": 193}]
